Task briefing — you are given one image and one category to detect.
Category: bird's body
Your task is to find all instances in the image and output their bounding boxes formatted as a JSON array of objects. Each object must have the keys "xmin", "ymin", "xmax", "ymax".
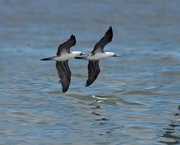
[
  {"xmin": 41, "ymin": 51, "xmax": 82, "ymax": 61},
  {"xmin": 85, "ymin": 52, "xmax": 117, "ymax": 61},
  {"xmin": 40, "ymin": 35, "xmax": 82, "ymax": 93},
  {"xmin": 76, "ymin": 26, "xmax": 120, "ymax": 86},
  {"xmin": 54, "ymin": 51, "xmax": 82, "ymax": 61}
]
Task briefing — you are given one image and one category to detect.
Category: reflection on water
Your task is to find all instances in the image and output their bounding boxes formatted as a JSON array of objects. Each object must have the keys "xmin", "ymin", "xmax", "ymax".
[
  {"xmin": 0, "ymin": 0, "xmax": 180, "ymax": 144},
  {"xmin": 160, "ymin": 108, "xmax": 180, "ymax": 145}
]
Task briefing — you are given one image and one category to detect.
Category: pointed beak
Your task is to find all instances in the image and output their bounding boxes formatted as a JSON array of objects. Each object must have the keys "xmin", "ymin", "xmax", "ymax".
[
  {"xmin": 75, "ymin": 53, "xmax": 88, "ymax": 59},
  {"xmin": 80, "ymin": 53, "xmax": 88, "ymax": 56},
  {"xmin": 113, "ymin": 54, "xmax": 121, "ymax": 57},
  {"xmin": 77, "ymin": 53, "xmax": 89, "ymax": 57}
]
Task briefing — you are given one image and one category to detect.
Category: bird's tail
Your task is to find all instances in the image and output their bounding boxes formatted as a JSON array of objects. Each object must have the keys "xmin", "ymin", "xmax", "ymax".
[
  {"xmin": 40, "ymin": 56, "xmax": 54, "ymax": 61},
  {"xmin": 74, "ymin": 56, "xmax": 85, "ymax": 59},
  {"xmin": 74, "ymin": 53, "xmax": 88, "ymax": 59}
]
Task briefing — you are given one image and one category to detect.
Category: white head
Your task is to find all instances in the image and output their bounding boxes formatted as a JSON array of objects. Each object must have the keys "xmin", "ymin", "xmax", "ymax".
[
  {"xmin": 71, "ymin": 51, "xmax": 87, "ymax": 57},
  {"xmin": 104, "ymin": 52, "xmax": 121, "ymax": 57}
]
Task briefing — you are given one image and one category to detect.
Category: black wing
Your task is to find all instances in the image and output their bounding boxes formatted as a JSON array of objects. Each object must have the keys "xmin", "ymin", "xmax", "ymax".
[
  {"xmin": 56, "ymin": 61, "xmax": 71, "ymax": 93},
  {"xmin": 86, "ymin": 60, "xmax": 100, "ymax": 86},
  {"xmin": 56, "ymin": 35, "xmax": 76, "ymax": 56},
  {"xmin": 91, "ymin": 26, "xmax": 113, "ymax": 54}
]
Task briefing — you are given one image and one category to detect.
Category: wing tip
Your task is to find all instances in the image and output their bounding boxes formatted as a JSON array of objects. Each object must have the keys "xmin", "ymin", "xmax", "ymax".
[
  {"xmin": 107, "ymin": 26, "xmax": 113, "ymax": 38},
  {"xmin": 62, "ymin": 86, "xmax": 68, "ymax": 93},
  {"xmin": 69, "ymin": 34, "xmax": 76, "ymax": 45},
  {"xmin": 105, "ymin": 26, "xmax": 113, "ymax": 42},
  {"xmin": 70, "ymin": 34, "xmax": 76, "ymax": 40},
  {"xmin": 62, "ymin": 89, "xmax": 67, "ymax": 93},
  {"xmin": 85, "ymin": 79, "xmax": 94, "ymax": 87},
  {"xmin": 85, "ymin": 84, "xmax": 90, "ymax": 87}
]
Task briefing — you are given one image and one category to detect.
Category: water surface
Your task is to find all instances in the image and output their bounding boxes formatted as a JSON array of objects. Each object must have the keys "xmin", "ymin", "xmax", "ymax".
[{"xmin": 0, "ymin": 0, "xmax": 180, "ymax": 144}]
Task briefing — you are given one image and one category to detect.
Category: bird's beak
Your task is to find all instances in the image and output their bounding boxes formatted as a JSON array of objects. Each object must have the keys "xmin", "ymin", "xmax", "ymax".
[
  {"xmin": 77, "ymin": 53, "xmax": 89, "ymax": 57},
  {"xmin": 75, "ymin": 53, "xmax": 88, "ymax": 59},
  {"xmin": 113, "ymin": 54, "xmax": 121, "ymax": 57},
  {"xmin": 80, "ymin": 53, "xmax": 88, "ymax": 56}
]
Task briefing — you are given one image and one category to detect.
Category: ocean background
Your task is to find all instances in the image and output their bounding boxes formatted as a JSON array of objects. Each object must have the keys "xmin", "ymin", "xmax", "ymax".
[{"xmin": 0, "ymin": 0, "xmax": 180, "ymax": 144}]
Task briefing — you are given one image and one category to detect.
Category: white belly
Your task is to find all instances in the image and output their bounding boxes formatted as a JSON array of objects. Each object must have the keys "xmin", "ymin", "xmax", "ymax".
[
  {"xmin": 87, "ymin": 53, "xmax": 111, "ymax": 60},
  {"xmin": 53, "ymin": 54, "xmax": 74, "ymax": 61}
]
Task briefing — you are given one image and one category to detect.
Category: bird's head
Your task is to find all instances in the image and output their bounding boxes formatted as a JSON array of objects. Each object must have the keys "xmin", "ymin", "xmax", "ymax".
[
  {"xmin": 72, "ymin": 51, "xmax": 88, "ymax": 57},
  {"xmin": 72, "ymin": 51, "xmax": 89, "ymax": 59},
  {"xmin": 113, "ymin": 53, "xmax": 121, "ymax": 57},
  {"xmin": 104, "ymin": 52, "xmax": 121, "ymax": 57}
]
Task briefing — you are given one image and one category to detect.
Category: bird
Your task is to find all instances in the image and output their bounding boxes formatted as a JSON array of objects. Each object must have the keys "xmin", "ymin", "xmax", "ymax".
[
  {"xmin": 75, "ymin": 26, "xmax": 120, "ymax": 86},
  {"xmin": 40, "ymin": 35, "xmax": 83, "ymax": 93}
]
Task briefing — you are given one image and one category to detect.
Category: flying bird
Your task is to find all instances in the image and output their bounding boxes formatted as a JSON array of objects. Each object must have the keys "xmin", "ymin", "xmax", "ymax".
[
  {"xmin": 40, "ymin": 35, "xmax": 83, "ymax": 93},
  {"xmin": 76, "ymin": 26, "xmax": 120, "ymax": 86}
]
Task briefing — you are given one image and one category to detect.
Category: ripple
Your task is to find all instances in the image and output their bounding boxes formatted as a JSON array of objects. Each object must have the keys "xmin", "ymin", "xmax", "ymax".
[
  {"xmin": 0, "ymin": 0, "xmax": 180, "ymax": 144},
  {"xmin": 122, "ymin": 90, "xmax": 158, "ymax": 95}
]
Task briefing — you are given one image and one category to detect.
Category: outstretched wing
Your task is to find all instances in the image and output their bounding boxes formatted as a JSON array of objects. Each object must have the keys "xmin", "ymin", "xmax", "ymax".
[
  {"xmin": 86, "ymin": 60, "xmax": 100, "ymax": 86},
  {"xmin": 56, "ymin": 61, "xmax": 71, "ymax": 93},
  {"xmin": 56, "ymin": 35, "xmax": 76, "ymax": 56},
  {"xmin": 91, "ymin": 26, "xmax": 113, "ymax": 54}
]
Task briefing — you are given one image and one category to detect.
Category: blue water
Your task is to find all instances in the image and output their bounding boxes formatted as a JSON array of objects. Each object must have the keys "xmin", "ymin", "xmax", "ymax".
[{"xmin": 0, "ymin": 0, "xmax": 180, "ymax": 144}]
